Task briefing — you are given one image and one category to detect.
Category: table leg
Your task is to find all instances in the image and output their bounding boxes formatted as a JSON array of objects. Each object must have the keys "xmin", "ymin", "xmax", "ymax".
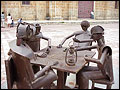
[
  {"xmin": 64, "ymin": 72, "xmax": 67, "ymax": 85},
  {"xmin": 76, "ymin": 71, "xmax": 80, "ymax": 88},
  {"xmin": 57, "ymin": 70, "xmax": 64, "ymax": 89}
]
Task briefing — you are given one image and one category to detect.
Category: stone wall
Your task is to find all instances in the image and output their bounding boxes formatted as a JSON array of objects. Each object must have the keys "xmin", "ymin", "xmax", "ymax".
[
  {"xmin": 36, "ymin": 1, "xmax": 47, "ymax": 20},
  {"xmin": 1, "ymin": 1, "xmax": 119, "ymax": 20},
  {"xmin": 49, "ymin": 1, "xmax": 63, "ymax": 20},
  {"xmin": 62, "ymin": 1, "xmax": 69, "ymax": 20},
  {"xmin": 46, "ymin": 1, "xmax": 78, "ymax": 20},
  {"xmin": 1, "ymin": 1, "xmax": 21, "ymax": 20},
  {"xmin": 20, "ymin": 1, "xmax": 36, "ymax": 20},
  {"xmin": 68, "ymin": 1, "xmax": 78, "ymax": 20},
  {"xmin": 1, "ymin": 1, "xmax": 78, "ymax": 20},
  {"xmin": 95, "ymin": 1, "xmax": 119, "ymax": 20}
]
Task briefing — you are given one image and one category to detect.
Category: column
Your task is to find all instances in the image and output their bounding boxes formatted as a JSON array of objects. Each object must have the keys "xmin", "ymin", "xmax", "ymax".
[
  {"xmin": 69, "ymin": 1, "xmax": 78, "ymax": 20},
  {"xmin": 53, "ymin": 1, "xmax": 63, "ymax": 20}
]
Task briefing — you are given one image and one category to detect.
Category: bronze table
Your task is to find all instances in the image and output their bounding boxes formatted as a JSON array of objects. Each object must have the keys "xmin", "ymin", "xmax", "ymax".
[{"xmin": 31, "ymin": 46, "xmax": 96, "ymax": 89}]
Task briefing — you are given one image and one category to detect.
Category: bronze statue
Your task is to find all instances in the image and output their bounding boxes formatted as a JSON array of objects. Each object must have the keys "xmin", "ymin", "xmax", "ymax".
[
  {"xmin": 57, "ymin": 20, "xmax": 91, "ymax": 48},
  {"xmin": 77, "ymin": 46, "xmax": 114, "ymax": 89},
  {"xmin": 6, "ymin": 22, "xmax": 58, "ymax": 89},
  {"xmin": 7, "ymin": 40, "xmax": 58, "ymax": 89},
  {"xmin": 75, "ymin": 26, "xmax": 114, "ymax": 89},
  {"xmin": 57, "ymin": 20, "xmax": 92, "ymax": 85},
  {"xmin": 16, "ymin": 22, "xmax": 52, "ymax": 73},
  {"xmin": 75, "ymin": 25, "xmax": 105, "ymax": 59},
  {"xmin": 16, "ymin": 22, "xmax": 51, "ymax": 52}
]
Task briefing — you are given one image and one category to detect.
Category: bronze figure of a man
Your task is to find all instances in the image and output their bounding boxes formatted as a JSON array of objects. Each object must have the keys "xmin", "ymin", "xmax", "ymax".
[
  {"xmin": 57, "ymin": 20, "xmax": 91, "ymax": 48},
  {"xmin": 7, "ymin": 22, "xmax": 58, "ymax": 89},
  {"xmin": 57, "ymin": 20, "xmax": 92, "ymax": 85},
  {"xmin": 15, "ymin": 22, "xmax": 52, "ymax": 73},
  {"xmin": 75, "ymin": 26, "xmax": 113, "ymax": 89}
]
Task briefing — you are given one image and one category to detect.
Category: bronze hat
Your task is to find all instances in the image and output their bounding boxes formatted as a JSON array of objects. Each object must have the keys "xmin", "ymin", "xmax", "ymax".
[{"xmin": 91, "ymin": 25, "xmax": 104, "ymax": 34}]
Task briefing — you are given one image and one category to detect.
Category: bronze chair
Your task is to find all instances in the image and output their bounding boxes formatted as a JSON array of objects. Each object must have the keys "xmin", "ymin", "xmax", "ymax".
[
  {"xmin": 5, "ymin": 51, "xmax": 58, "ymax": 89},
  {"xmin": 91, "ymin": 79, "xmax": 114, "ymax": 89},
  {"xmin": 91, "ymin": 46, "xmax": 114, "ymax": 89},
  {"xmin": 5, "ymin": 55, "xmax": 17, "ymax": 89}
]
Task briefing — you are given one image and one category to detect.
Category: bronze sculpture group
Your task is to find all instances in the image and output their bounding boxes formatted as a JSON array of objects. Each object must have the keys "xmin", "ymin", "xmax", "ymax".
[{"xmin": 5, "ymin": 20, "xmax": 114, "ymax": 89}]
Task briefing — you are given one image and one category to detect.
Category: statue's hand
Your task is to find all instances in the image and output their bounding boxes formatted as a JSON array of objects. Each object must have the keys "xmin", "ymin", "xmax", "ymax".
[
  {"xmin": 57, "ymin": 44, "xmax": 62, "ymax": 48},
  {"xmin": 35, "ymin": 52, "xmax": 47, "ymax": 58},
  {"xmin": 40, "ymin": 52, "xmax": 47, "ymax": 58},
  {"xmin": 49, "ymin": 45, "xmax": 51, "ymax": 48},
  {"xmin": 45, "ymin": 47, "xmax": 50, "ymax": 54},
  {"xmin": 8, "ymin": 49, "xmax": 12, "ymax": 55},
  {"xmin": 73, "ymin": 38, "xmax": 80, "ymax": 43}
]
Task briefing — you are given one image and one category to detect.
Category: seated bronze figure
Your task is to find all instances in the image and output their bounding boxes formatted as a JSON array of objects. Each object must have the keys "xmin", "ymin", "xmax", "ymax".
[
  {"xmin": 6, "ymin": 22, "xmax": 58, "ymax": 89},
  {"xmin": 75, "ymin": 26, "xmax": 114, "ymax": 89},
  {"xmin": 57, "ymin": 20, "xmax": 92, "ymax": 48},
  {"xmin": 16, "ymin": 22, "xmax": 51, "ymax": 73},
  {"xmin": 57, "ymin": 20, "xmax": 92, "ymax": 86}
]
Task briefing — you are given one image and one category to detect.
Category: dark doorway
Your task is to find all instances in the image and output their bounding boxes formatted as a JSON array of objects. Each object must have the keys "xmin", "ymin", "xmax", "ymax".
[{"xmin": 78, "ymin": 1, "xmax": 94, "ymax": 18}]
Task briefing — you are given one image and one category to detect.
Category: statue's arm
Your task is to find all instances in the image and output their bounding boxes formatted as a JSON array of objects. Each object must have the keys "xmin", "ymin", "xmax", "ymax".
[
  {"xmin": 73, "ymin": 38, "xmax": 94, "ymax": 43},
  {"xmin": 42, "ymin": 36, "xmax": 51, "ymax": 48},
  {"xmin": 76, "ymin": 45, "xmax": 98, "ymax": 51},
  {"xmin": 34, "ymin": 61, "xmax": 58, "ymax": 80},
  {"xmin": 84, "ymin": 46, "xmax": 109, "ymax": 65},
  {"xmin": 57, "ymin": 33, "xmax": 74, "ymax": 48},
  {"xmin": 32, "ymin": 70, "xmax": 57, "ymax": 89},
  {"xmin": 34, "ymin": 65, "xmax": 50, "ymax": 80},
  {"xmin": 99, "ymin": 47, "xmax": 109, "ymax": 65},
  {"xmin": 84, "ymin": 57, "xmax": 101, "ymax": 64}
]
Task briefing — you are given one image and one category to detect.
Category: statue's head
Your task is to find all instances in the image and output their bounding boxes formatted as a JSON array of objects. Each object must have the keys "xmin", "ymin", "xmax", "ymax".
[
  {"xmin": 16, "ymin": 23, "xmax": 41, "ymax": 46},
  {"xmin": 91, "ymin": 25, "xmax": 104, "ymax": 40},
  {"xmin": 81, "ymin": 20, "xmax": 90, "ymax": 31},
  {"xmin": 35, "ymin": 23, "xmax": 41, "ymax": 35}
]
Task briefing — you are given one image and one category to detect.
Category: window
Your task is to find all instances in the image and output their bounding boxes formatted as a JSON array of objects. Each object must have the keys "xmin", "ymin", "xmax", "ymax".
[
  {"xmin": 22, "ymin": 1, "xmax": 30, "ymax": 5},
  {"xmin": 115, "ymin": 1, "xmax": 119, "ymax": 9}
]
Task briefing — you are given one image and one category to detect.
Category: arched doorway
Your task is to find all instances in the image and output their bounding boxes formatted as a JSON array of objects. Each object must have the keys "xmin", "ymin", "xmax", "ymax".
[{"xmin": 78, "ymin": 1, "xmax": 94, "ymax": 18}]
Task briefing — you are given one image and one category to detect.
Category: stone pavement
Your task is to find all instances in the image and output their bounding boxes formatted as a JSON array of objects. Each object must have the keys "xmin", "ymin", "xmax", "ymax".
[
  {"xmin": 3, "ymin": 19, "xmax": 119, "ymax": 27},
  {"xmin": 14, "ymin": 19, "xmax": 119, "ymax": 24},
  {"xmin": 1, "ymin": 22, "xmax": 119, "ymax": 89}
]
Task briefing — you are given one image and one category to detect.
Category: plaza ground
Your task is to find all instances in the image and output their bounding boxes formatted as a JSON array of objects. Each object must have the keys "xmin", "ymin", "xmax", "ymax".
[{"xmin": 1, "ymin": 22, "xmax": 119, "ymax": 89}]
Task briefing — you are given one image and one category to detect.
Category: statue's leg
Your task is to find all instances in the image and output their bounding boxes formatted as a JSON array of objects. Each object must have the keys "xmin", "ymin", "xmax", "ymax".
[
  {"xmin": 32, "ymin": 70, "xmax": 57, "ymax": 89},
  {"xmin": 78, "ymin": 71, "xmax": 106, "ymax": 89},
  {"xmin": 43, "ymin": 83, "xmax": 51, "ymax": 89},
  {"xmin": 76, "ymin": 66, "xmax": 99, "ymax": 88}
]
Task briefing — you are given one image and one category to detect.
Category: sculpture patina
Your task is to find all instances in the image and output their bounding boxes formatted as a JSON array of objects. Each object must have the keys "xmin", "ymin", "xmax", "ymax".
[
  {"xmin": 5, "ymin": 22, "xmax": 114, "ymax": 89},
  {"xmin": 65, "ymin": 45, "xmax": 77, "ymax": 66},
  {"xmin": 6, "ymin": 22, "xmax": 58, "ymax": 89},
  {"xmin": 75, "ymin": 25, "xmax": 114, "ymax": 89},
  {"xmin": 57, "ymin": 20, "xmax": 92, "ymax": 85},
  {"xmin": 16, "ymin": 22, "xmax": 51, "ymax": 53},
  {"xmin": 57, "ymin": 20, "xmax": 91, "ymax": 48},
  {"xmin": 16, "ymin": 22, "xmax": 52, "ymax": 73}
]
